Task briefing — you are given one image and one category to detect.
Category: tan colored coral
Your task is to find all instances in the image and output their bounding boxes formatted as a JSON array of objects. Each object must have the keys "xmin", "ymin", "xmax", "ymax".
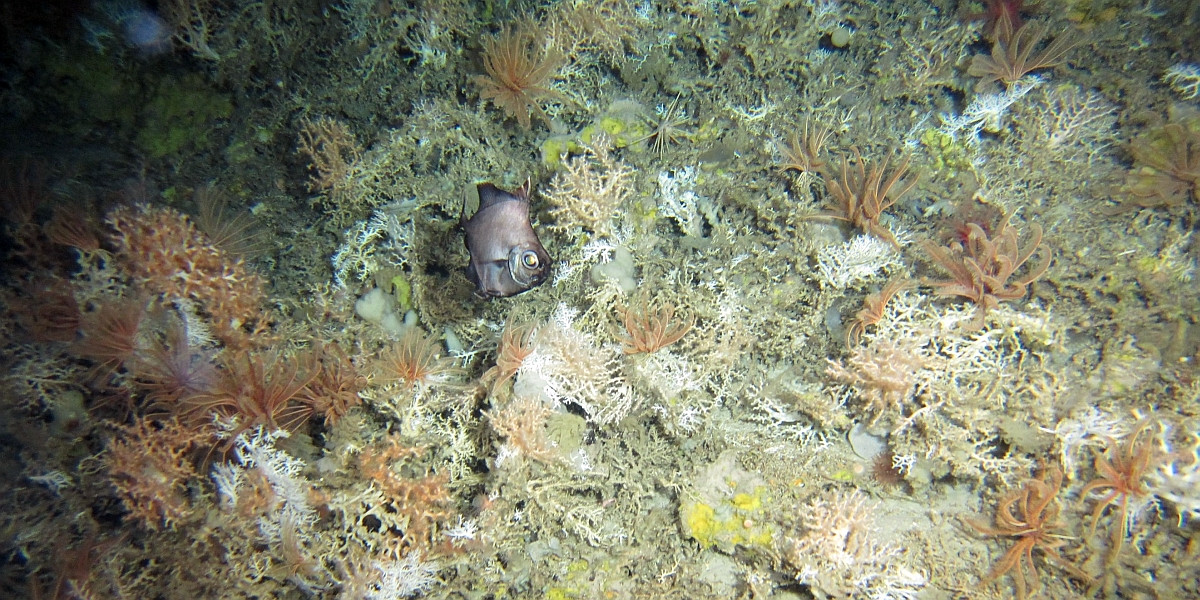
[
  {"xmin": 544, "ymin": 134, "xmax": 633, "ymax": 238},
  {"xmin": 487, "ymin": 392, "xmax": 558, "ymax": 464},
  {"xmin": 358, "ymin": 437, "xmax": 455, "ymax": 555},
  {"xmin": 105, "ymin": 417, "xmax": 207, "ymax": 529},
  {"xmin": 827, "ymin": 339, "xmax": 925, "ymax": 425},
  {"xmin": 107, "ymin": 204, "xmax": 270, "ymax": 350}
]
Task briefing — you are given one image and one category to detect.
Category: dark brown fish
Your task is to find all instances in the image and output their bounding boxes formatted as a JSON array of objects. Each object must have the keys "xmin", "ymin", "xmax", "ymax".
[{"xmin": 461, "ymin": 181, "xmax": 552, "ymax": 298}]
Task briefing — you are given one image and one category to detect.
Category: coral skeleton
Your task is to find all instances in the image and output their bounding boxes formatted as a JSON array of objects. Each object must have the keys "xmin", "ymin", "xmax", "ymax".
[
  {"xmin": 1164, "ymin": 62, "xmax": 1200, "ymax": 99},
  {"xmin": 784, "ymin": 489, "xmax": 925, "ymax": 599},
  {"xmin": 517, "ymin": 303, "xmax": 635, "ymax": 426},
  {"xmin": 815, "ymin": 234, "xmax": 903, "ymax": 289}
]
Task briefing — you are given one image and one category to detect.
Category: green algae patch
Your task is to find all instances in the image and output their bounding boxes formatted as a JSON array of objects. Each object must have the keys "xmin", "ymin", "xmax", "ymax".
[
  {"xmin": 920, "ymin": 128, "xmax": 972, "ymax": 178},
  {"xmin": 136, "ymin": 73, "xmax": 233, "ymax": 158}
]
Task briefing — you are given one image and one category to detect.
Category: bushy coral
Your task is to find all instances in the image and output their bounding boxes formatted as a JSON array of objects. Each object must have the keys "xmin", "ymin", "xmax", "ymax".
[
  {"xmin": 543, "ymin": 135, "xmax": 634, "ymax": 239},
  {"xmin": 783, "ymin": 489, "xmax": 925, "ymax": 600},
  {"xmin": 1148, "ymin": 427, "xmax": 1200, "ymax": 525},
  {"xmin": 517, "ymin": 303, "xmax": 635, "ymax": 426},
  {"xmin": 106, "ymin": 204, "xmax": 268, "ymax": 349},
  {"xmin": 105, "ymin": 418, "xmax": 207, "ymax": 529},
  {"xmin": 356, "ymin": 436, "xmax": 455, "ymax": 556}
]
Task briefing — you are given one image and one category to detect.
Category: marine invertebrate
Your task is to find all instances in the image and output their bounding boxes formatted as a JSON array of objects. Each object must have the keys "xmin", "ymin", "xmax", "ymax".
[
  {"xmin": 295, "ymin": 116, "xmax": 366, "ymax": 225},
  {"xmin": 357, "ymin": 437, "xmax": 454, "ymax": 554},
  {"xmin": 132, "ymin": 316, "xmax": 217, "ymax": 409},
  {"xmin": 965, "ymin": 465, "xmax": 1092, "ymax": 600},
  {"xmin": 619, "ymin": 298, "xmax": 694, "ymax": 354},
  {"xmin": 544, "ymin": 134, "xmax": 634, "ymax": 238},
  {"xmin": 488, "ymin": 392, "xmax": 557, "ymax": 464},
  {"xmin": 773, "ymin": 118, "xmax": 831, "ymax": 175},
  {"xmin": 34, "ymin": 533, "xmax": 124, "ymax": 600},
  {"xmin": 819, "ymin": 148, "xmax": 916, "ymax": 247},
  {"xmin": 937, "ymin": 197, "xmax": 1008, "ymax": 247},
  {"xmin": 474, "ymin": 23, "xmax": 564, "ymax": 130},
  {"xmin": 43, "ymin": 206, "xmax": 101, "ymax": 253},
  {"xmin": 183, "ymin": 350, "xmax": 318, "ymax": 443},
  {"xmin": 519, "ymin": 303, "xmax": 634, "ymax": 426},
  {"xmin": 784, "ymin": 489, "xmax": 925, "ymax": 599},
  {"xmin": 870, "ymin": 450, "xmax": 905, "ymax": 488},
  {"xmin": 105, "ymin": 417, "xmax": 207, "ymax": 529},
  {"xmin": 1148, "ymin": 429, "xmax": 1200, "ymax": 525},
  {"xmin": 921, "ymin": 221, "xmax": 1049, "ymax": 329},
  {"xmin": 1164, "ymin": 63, "xmax": 1200, "ymax": 100},
  {"xmin": 73, "ymin": 297, "xmax": 148, "ymax": 380},
  {"xmin": 296, "ymin": 117, "xmax": 359, "ymax": 192},
  {"xmin": 299, "ymin": 342, "xmax": 365, "ymax": 425},
  {"xmin": 845, "ymin": 278, "xmax": 913, "ymax": 347},
  {"xmin": 1080, "ymin": 416, "xmax": 1162, "ymax": 563},
  {"xmin": 106, "ymin": 204, "xmax": 268, "ymax": 350},
  {"xmin": 0, "ymin": 157, "xmax": 48, "ymax": 228},
  {"xmin": 1123, "ymin": 121, "xmax": 1200, "ymax": 209},
  {"xmin": 826, "ymin": 339, "xmax": 923, "ymax": 425},
  {"xmin": 14, "ymin": 277, "xmax": 80, "ymax": 343},
  {"xmin": 191, "ymin": 185, "xmax": 267, "ymax": 259},
  {"xmin": 482, "ymin": 321, "xmax": 536, "ymax": 393},
  {"xmin": 374, "ymin": 327, "xmax": 459, "ymax": 391},
  {"xmin": 637, "ymin": 96, "xmax": 693, "ymax": 157},
  {"xmin": 815, "ymin": 234, "xmax": 903, "ymax": 289},
  {"xmin": 967, "ymin": 0, "xmax": 1028, "ymax": 43},
  {"xmin": 968, "ymin": 22, "xmax": 1076, "ymax": 91}
]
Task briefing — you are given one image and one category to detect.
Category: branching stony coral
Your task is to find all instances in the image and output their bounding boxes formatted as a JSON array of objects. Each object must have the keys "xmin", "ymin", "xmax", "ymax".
[
  {"xmin": 357, "ymin": 437, "xmax": 455, "ymax": 554},
  {"xmin": 783, "ymin": 489, "xmax": 925, "ymax": 599},
  {"xmin": 544, "ymin": 134, "xmax": 634, "ymax": 238},
  {"xmin": 105, "ymin": 417, "xmax": 207, "ymax": 529},
  {"xmin": 517, "ymin": 303, "xmax": 635, "ymax": 426},
  {"xmin": 106, "ymin": 204, "xmax": 269, "ymax": 349},
  {"xmin": 1164, "ymin": 63, "xmax": 1200, "ymax": 100},
  {"xmin": 1148, "ymin": 427, "xmax": 1200, "ymax": 525},
  {"xmin": 1014, "ymin": 84, "xmax": 1118, "ymax": 166},
  {"xmin": 826, "ymin": 338, "xmax": 925, "ymax": 425}
]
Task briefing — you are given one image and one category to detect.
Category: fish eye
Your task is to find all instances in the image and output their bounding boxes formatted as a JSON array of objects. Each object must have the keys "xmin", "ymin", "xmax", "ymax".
[{"xmin": 521, "ymin": 251, "xmax": 539, "ymax": 268}]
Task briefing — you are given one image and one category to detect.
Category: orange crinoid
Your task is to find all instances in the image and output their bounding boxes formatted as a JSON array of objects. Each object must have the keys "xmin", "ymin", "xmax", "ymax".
[
  {"xmin": 922, "ymin": 221, "xmax": 1049, "ymax": 328},
  {"xmin": 966, "ymin": 465, "xmax": 1092, "ymax": 599},
  {"xmin": 474, "ymin": 23, "xmax": 565, "ymax": 130},
  {"xmin": 1080, "ymin": 417, "xmax": 1162, "ymax": 562}
]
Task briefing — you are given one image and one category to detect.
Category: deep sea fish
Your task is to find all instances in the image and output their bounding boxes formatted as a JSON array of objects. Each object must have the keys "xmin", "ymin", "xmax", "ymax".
[{"xmin": 461, "ymin": 181, "xmax": 552, "ymax": 298}]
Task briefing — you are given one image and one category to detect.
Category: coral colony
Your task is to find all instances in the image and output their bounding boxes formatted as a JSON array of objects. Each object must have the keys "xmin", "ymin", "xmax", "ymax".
[{"xmin": 3, "ymin": 0, "xmax": 1200, "ymax": 599}]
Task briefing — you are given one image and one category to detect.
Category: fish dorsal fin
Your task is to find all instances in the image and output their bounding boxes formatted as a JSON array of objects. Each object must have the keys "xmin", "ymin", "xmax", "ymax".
[
  {"xmin": 477, "ymin": 181, "xmax": 530, "ymax": 211},
  {"xmin": 477, "ymin": 183, "xmax": 513, "ymax": 211}
]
